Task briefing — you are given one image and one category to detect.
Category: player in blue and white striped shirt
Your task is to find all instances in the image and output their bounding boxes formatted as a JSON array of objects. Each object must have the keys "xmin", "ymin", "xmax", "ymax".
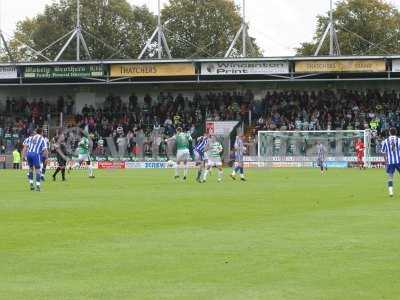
[
  {"xmin": 22, "ymin": 128, "xmax": 48, "ymax": 191},
  {"xmin": 316, "ymin": 141, "xmax": 327, "ymax": 175},
  {"xmin": 381, "ymin": 127, "xmax": 400, "ymax": 197},
  {"xmin": 231, "ymin": 134, "xmax": 246, "ymax": 181},
  {"xmin": 41, "ymin": 134, "xmax": 50, "ymax": 181},
  {"xmin": 194, "ymin": 133, "xmax": 209, "ymax": 183}
]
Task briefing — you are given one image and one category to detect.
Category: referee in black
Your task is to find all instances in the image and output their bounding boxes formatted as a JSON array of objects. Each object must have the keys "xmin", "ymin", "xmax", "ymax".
[{"xmin": 52, "ymin": 135, "xmax": 68, "ymax": 181}]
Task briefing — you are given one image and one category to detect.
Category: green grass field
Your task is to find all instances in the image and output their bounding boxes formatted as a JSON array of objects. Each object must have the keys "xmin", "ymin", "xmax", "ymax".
[{"xmin": 1, "ymin": 168, "xmax": 399, "ymax": 300}]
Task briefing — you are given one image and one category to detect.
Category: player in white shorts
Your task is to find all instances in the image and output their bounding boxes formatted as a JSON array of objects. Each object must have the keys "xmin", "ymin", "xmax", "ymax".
[
  {"xmin": 193, "ymin": 133, "xmax": 210, "ymax": 182},
  {"xmin": 177, "ymin": 148, "xmax": 190, "ymax": 162},
  {"xmin": 77, "ymin": 134, "xmax": 95, "ymax": 178},
  {"xmin": 203, "ymin": 136, "xmax": 224, "ymax": 182},
  {"xmin": 166, "ymin": 127, "xmax": 192, "ymax": 180}
]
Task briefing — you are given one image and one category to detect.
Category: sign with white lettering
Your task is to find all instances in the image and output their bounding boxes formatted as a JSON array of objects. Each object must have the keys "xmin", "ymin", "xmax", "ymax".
[{"xmin": 201, "ymin": 61, "xmax": 289, "ymax": 75}]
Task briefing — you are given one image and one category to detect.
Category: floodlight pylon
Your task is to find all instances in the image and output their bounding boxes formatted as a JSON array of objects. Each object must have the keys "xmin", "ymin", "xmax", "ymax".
[
  {"xmin": 314, "ymin": 0, "xmax": 341, "ymax": 56},
  {"xmin": 54, "ymin": 0, "xmax": 91, "ymax": 61},
  {"xmin": 225, "ymin": 0, "xmax": 248, "ymax": 58},
  {"xmin": 0, "ymin": 0, "xmax": 13, "ymax": 62},
  {"xmin": 138, "ymin": 0, "xmax": 172, "ymax": 59}
]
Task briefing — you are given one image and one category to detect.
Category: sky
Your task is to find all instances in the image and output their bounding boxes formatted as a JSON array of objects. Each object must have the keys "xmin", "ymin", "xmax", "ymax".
[{"xmin": 1, "ymin": 0, "xmax": 400, "ymax": 56}]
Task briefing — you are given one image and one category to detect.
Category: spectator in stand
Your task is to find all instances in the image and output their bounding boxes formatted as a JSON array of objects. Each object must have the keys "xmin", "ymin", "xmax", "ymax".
[
  {"xmin": 13, "ymin": 147, "xmax": 21, "ymax": 169},
  {"xmin": 129, "ymin": 93, "xmax": 138, "ymax": 112},
  {"xmin": 57, "ymin": 96, "xmax": 65, "ymax": 113},
  {"xmin": 0, "ymin": 142, "xmax": 6, "ymax": 169}
]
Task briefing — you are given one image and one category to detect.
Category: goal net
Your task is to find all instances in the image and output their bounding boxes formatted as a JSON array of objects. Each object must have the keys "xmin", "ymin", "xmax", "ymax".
[{"xmin": 257, "ymin": 130, "xmax": 371, "ymax": 168}]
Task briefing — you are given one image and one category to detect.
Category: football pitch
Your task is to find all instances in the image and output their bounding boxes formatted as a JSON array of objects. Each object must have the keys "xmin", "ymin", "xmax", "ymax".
[{"xmin": 1, "ymin": 168, "xmax": 399, "ymax": 300}]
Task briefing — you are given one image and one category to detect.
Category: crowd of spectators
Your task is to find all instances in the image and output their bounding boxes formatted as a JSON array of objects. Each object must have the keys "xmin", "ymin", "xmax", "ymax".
[
  {"xmin": 72, "ymin": 91, "xmax": 254, "ymax": 135},
  {"xmin": 254, "ymin": 89, "xmax": 399, "ymax": 133},
  {"xmin": 64, "ymin": 91, "xmax": 254, "ymax": 157},
  {"xmin": 1, "ymin": 88, "xmax": 400, "ymax": 157},
  {"xmin": 0, "ymin": 95, "xmax": 74, "ymax": 152}
]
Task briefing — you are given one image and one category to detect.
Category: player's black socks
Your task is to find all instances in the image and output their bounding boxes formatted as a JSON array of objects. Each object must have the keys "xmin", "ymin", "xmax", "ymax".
[
  {"xmin": 53, "ymin": 167, "xmax": 60, "ymax": 177},
  {"xmin": 197, "ymin": 170, "xmax": 202, "ymax": 181},
  {"xmin": 61, "ymin": 169, "xmax": 66, "ymax": 181}
]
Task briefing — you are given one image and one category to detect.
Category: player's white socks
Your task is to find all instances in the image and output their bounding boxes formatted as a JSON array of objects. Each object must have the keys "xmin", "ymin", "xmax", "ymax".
[
  {"xmin": 232, "ymin": 162, "xmax": 239, "ymax": 176},
  {"xmin": 88, "ymin": 164, "xmax": 94, "ymax": 177},
  {"xmin": 175, "ymin": 165, "xmax": 180, "ymax": 177},
  {"xmin": 183, "ymin": 164, "xmax": 189, "ymax": 178},
  {"xmin": 203, "ymin": 169, "xmax": 209, "ymax": 181},
  {"xmin": 218, "ymin": 170, "xmax": 223, "ymax": 181},
  {"xmin": 388, "ymin": 176, "xmax": 394, "ymax": 197},
  {"xmin": 36, "ymin": 171, "xmax": 41, "ymax": 186}
]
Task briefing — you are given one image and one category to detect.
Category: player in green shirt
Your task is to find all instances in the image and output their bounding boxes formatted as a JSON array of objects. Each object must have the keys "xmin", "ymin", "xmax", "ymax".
[
  {"xmin": 166, "ymin": 127, "xmax": 192, "ymax": 180},
  {"xmin": 78, "ymin": 133, "xmax": 95, "ymax": 178},
  {"xmin": 204, "ymin": 135, "xmax": 224, "ymax": 182},
  {"xmin": 78, "ymin": 137, "xmax": 89, "ymax": 155}
]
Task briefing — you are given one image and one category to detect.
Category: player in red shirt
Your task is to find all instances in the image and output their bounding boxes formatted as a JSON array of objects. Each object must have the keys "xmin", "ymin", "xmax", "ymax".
[{"xmin": 355, "ymin": 138, "xmax": 365, "ymax": 170}]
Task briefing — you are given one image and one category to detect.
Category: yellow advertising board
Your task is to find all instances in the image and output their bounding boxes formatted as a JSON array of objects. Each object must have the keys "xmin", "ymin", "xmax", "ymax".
[
  {"xmin": 295, "ymin": 60, "xmax": 386, "ymax": 73},
  {"xmin": 110, "ymin": 63, "xmax": 195, "ymax": 77}
]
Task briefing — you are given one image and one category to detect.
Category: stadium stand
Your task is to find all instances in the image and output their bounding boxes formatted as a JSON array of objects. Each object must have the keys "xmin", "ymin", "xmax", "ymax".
[{"xmin": 0, "ymin": 88, "xmax": 397, "ymax": 158}]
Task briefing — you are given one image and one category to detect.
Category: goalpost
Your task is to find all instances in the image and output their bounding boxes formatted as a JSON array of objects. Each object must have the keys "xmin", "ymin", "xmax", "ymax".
[{"xmin": 257, "ymin": 130, "xmax": 371, "ymax": 168}]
